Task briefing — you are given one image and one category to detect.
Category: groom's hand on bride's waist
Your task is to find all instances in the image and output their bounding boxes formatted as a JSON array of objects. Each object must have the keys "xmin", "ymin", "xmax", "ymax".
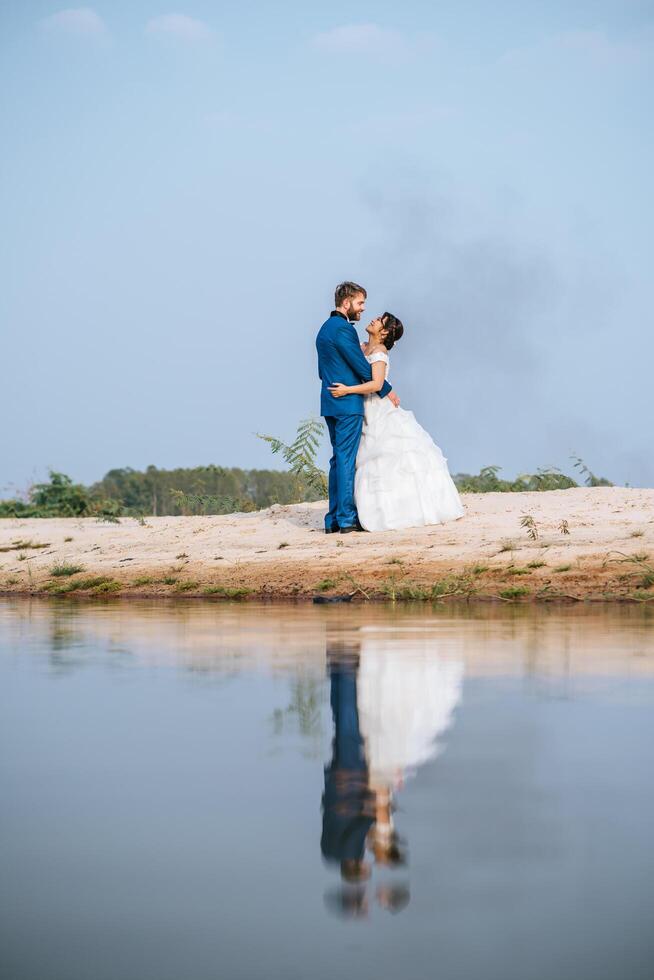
[{"xmin": 387, "ymin": 392, "xmax": 400, "ymax": 408}]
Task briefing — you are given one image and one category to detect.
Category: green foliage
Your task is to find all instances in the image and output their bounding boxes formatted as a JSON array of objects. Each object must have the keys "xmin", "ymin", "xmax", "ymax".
[
  {"xmin": 257, "ymin": 417, "xmax": 328, "ymax": 498},
  {"xmin": 93, "ymin": 463, "xmax": 316, "ymax": 515},
  {"xmin": 169, "ymin": 490, "xmax": 253, "ymax": 516},
  {"xmin": 0, "ymin": 471, "xmax": 122, "ymax": 519},
  {"xmin": 554, "ymin": 564, "xmax": 572, "ymax": 573},
  {"xmin": 42, "ymin": 575, "xmax": 113, "ymax": 594},
  {"xmin": 454, "ymin": 464, "xmax": 578, "ymax": 493},
  {"xmin": 91, "ymin": 580, "xmax": 121, "ymax": 593},
  {"xmin": 452, "ymin": 452, "xmax": 613, "ymax": 494},
  {"xmin": 49, "ymin": 562, "xmax": 85, "ymax": 577},
  {"xmin": 0, "ymin": 451, "xmax": 616, "ymax": 521},
  {"xmin": 499, "ymin": 586, "xmax": 530, "ymax": 599},
  {"xmin": 202, "ymin": 585, "xmax": 251, "ymax": 598},
  {"xmin": 520, "ymin": 515, "xmax": 539, "ymax": 540},
  {"xmin": 604, "ymin": 551, "xmax": 654, "ymax": 591},
  {"xmin": 570, "ymin": 453, "xmax": 613, "ymax": 487},
  {"xmin": 382, "ymin": 571, "xmax": 476, "ymax": 601}
]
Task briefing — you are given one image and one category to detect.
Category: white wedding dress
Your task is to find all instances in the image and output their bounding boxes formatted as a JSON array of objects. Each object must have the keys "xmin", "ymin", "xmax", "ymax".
[
  {"xmin": 357, "ymin": 642, "xmax": 464, "ymax": 788},
  {"xmin": 355, "ymin": 351, "xmax": 465, "ymax": 532}
]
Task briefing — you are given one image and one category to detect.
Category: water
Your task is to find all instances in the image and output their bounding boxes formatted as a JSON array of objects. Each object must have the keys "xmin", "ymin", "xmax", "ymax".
[{"xmin": 1, "ymin": 599, "xmax": 653, "ymax": 980}]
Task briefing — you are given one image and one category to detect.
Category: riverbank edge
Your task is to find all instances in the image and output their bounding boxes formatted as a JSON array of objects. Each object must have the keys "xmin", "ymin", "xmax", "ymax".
[{"xmin": 2, "ymin": 488, "xmax": 653, "ymax": 604}]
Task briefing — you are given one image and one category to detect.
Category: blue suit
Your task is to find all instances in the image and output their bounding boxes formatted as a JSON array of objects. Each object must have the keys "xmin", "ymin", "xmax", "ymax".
[
  {"xmin": 316, "ymin": 313, "xmax": 392, "ymax": 530},
  {"xmin": 321, "ymin": 658, "xmax": 374, "ymax": 865}
]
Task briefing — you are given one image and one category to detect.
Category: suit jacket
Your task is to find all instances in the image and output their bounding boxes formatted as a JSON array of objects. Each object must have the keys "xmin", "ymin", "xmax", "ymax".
[{"xmin": 316, "ymin": 314, "xmax": 392, "ymax": 418}]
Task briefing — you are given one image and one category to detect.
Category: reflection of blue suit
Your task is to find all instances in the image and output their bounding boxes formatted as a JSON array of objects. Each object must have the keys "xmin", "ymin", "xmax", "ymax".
[
  {"xmin": 316, "ymin": 313, "xmax": 392, "ymax": 530},
  {"xmin": 321, "ymin": 661, "xmax": 374, "ymax": 864}
]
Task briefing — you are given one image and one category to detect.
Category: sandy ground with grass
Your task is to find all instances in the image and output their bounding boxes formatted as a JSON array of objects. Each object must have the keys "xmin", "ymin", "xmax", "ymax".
[{"xmin": 1, "ymin": 487, "xmax": 653, "ymax": 602}]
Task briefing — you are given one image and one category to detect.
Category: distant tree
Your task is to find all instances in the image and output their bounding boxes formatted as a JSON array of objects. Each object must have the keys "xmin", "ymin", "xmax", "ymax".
[{"xmin": 0, "ymin": 471, "xmax": 122, "ymax": 518}]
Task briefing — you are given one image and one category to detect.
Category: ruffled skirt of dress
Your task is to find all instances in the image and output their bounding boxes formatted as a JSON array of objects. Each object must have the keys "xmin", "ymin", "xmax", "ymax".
[{"xmin": 355, "ymin": 396, "xmax": 465, "ymax": 532}]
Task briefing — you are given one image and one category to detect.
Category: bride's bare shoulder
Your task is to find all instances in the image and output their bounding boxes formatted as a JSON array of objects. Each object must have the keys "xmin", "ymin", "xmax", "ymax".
[{"xmin": 369, "ymin": 344, "xmax": 389, "ymax": 355}]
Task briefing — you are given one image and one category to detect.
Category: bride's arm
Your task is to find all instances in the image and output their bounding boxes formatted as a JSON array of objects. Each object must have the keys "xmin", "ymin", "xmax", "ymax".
[{"xmin": 328, "ymin": 360, "xmax": 387, "ymax": 398}]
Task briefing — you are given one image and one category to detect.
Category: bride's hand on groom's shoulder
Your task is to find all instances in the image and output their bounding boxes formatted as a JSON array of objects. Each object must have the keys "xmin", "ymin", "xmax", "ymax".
[{"xmin": 328, "ymin": 382, "xmax": 350, "ymax": 398}]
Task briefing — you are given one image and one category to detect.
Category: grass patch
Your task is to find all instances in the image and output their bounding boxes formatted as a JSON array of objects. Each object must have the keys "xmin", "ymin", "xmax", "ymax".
[
  {"xmin": 91, "ymin": 580, "xmax": 121, "ymax": 593},
  {"xmin": 43, "ymin": 575, "xmax": 115, "ymax": 594},
  {"xmin": 471, "ymin": 564, "xmax": 489, "ymax": 575},
  {"xmin": 630, "ymin": 530, "xmax": 644, "ymax": 538},
  {"xmin": 382, "ymin": 572, "xmax": 476, "ymax": 601},
  {"xmin": 278, "ymin": 541, "xmax": 290, "ymax": 549},
  {"xmin": 4, "ymin": 576, "xmax": 19, "ymax": 586},
  {"xmin": 174, "ymin": 580, "xmax": 199, "ymax": 592},
  {"xmin": 162, "ymin": 576, "xmax": 178, "ymax": 585},
  {"xmin": 202, "ymin": 585, "xmax": 251, "ymax": 598},
  {"xmin": 64, "ymin": 536, "xmax": 73, "ymax": 542},
  {"xmin": 385, "ymin": 557, "xmax": 404, "ymax": 566},
  {"xmin": 499, "ymin": 540, "xmax": 515, "ymax": 553},
  {"xmin": 132, "ymin": 576, "xmax": 155, "ymax": 586},
  {"xmin": 176, "ymin": 552, "xmax": 189, "ymax": 559},
  {"xmin": 315, "ymin": 578, "xmax": 339, "ymax": 592},
  {"xmin": 50, "ymin": 562, "xmax": 85, "ymax": 578},
  {"xmin": 554, "ymin": 564, "xmax": 572, "ymax": 573},
  {"xmin": 505, "ymin": 567, "xmax": 531, "ymax": 576},
  {"xmin": 388, "ymin": 583, "xmax": 431, "ymax": 600},
  {"xmin": 527, "ymin": 560, "xmax": 546, "ymax": 569},
  {"xmin": 499, "ymin": 586, "xmax": 530, "ymax": 599}
]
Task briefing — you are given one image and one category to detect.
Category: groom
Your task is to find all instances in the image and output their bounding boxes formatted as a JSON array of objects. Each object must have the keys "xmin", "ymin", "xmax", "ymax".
[{"xmin": 316, "ymin": 282, "xmax": 400, "ymax": 534}]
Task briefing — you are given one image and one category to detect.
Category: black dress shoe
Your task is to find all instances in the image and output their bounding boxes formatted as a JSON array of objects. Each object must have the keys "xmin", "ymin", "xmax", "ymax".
[
  {"xmin": 324, "ymin": 526, "xmax": 340, "ymax": 534},
  {"xmin": 340, "ymin": 522, "xmax": 365, "ymax": 534}
]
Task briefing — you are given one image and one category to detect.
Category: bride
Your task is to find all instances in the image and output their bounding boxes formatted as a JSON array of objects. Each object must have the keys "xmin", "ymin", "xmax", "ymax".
[{"xmin": 328, "ymin": 313, "xmax": 465, "ymax": 532}]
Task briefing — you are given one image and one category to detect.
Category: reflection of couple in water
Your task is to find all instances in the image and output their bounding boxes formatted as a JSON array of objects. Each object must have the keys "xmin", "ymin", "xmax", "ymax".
[{"xmin": 321, "ymin": 631, "xmax": 463, "ymax": 919}]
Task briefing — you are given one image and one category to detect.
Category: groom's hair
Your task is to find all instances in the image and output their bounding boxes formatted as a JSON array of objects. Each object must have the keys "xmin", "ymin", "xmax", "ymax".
[{"xmin": 335, "ymin": 281, "xmax": 367, "ymax": 306}]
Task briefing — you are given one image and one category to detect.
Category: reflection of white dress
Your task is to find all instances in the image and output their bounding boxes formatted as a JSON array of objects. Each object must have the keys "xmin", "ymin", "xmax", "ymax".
[
  {"xmin": 357, "ymin": 644, "xmax": 463, "ymax": 787},
  {"xmin": 355, "ymin": 352, "xmax": 465, "ymax": 532}
]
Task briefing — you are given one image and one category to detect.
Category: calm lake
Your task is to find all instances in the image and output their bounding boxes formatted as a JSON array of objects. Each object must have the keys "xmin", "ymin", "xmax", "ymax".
[{"xmin": 1, "ymin": 598, "xmax": 653, "ymax": 980}]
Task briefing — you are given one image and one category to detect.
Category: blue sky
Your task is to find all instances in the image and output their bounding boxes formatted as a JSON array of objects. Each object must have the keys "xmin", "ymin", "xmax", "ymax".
[{"xmin": 1, "ymin": 1, "xmax": 653, "ymax": 493}]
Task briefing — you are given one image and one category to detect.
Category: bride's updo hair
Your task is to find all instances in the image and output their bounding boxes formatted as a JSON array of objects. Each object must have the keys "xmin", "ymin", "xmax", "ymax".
[{"xmin": 381, "ymin": 312, "xmax": 404, "ymax": 351}]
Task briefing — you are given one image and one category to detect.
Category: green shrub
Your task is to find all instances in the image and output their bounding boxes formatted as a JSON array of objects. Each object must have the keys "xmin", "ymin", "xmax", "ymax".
[
  {"xmin": 499, "ymin": 586, "xmax": 530, "ymax": 599},
  {"xmin": 50, "ymin": 562, "xmax": 85, "ymax": 578}
]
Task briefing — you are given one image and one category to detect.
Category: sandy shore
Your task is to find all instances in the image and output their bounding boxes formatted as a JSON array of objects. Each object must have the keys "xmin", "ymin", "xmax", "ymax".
[{"xmin": 1, "ymin": 487, "xmax": 653, "ymax": 602}]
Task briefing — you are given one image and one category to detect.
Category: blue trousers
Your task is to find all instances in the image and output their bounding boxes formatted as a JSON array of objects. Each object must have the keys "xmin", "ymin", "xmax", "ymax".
[{"xmin": 324, "ymin": 414, "xmax": 364, "ymax": 530}]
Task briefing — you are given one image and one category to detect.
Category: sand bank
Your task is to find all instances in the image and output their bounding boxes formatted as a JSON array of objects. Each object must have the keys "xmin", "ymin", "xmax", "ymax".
[{"xmin": 1, "ymin": 487, "xmax": 653, "ymax": 602}]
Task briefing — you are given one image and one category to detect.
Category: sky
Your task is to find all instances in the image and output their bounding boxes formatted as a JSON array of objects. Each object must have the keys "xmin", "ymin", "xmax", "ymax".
[{"xmin": 1, "ymin": 0, "xmax": 653, "ymax": 494}]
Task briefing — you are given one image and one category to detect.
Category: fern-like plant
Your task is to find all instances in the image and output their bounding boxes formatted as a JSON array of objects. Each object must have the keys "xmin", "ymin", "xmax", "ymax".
[
  {"xmin": 257, "ymin": 417, "xmax": 327, "ymax": 498},
  {"xmin": 570, "ymin": 453, "xmax": 613, "ymax": 487}
]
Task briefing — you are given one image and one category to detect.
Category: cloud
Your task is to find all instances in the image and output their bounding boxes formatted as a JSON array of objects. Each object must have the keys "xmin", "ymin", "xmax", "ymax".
[
  {"xmin": 311, "ymin": 23, "xmax": 435, "ymax": 58},
  {"xmin": 145, "ymin": 13, "xmax": 213, "ymax": 42},
  {"xmin": 313, "ymin": 23, "xmax": 404, "ymax": 54},
  {"xmin": 500, "ymin": 27, "xmax": 652, "ymax": 70},
  {"xmin": 556, "ymin": 28, "xmax": 649, "ymax": 66},
  {"xmin": 38, "ymin": 7, "xmax": 108, "ymax": 37}
]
